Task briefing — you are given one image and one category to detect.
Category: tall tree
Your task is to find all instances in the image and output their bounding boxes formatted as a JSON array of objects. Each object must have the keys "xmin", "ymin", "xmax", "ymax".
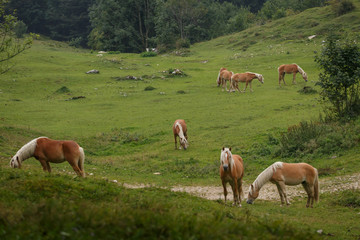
[{"xmin": 1, "ymin": 0, "xmax": 34, "ymax": 74}]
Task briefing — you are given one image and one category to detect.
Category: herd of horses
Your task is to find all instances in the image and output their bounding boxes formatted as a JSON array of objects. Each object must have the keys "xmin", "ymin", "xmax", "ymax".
[
  {"xmin": 10, "ymin": 63, "xmax": 318, "ymax": 208},
  {"xmin": 217, "ymin": 63, "xmax": 308, "ymax": 92}
]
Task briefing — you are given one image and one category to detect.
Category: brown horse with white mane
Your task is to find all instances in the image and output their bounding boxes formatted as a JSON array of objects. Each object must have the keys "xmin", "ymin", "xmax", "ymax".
[
  {"xmin": 220, "ymin": 147, "xmax": 244, "ymax": 206},
  {"xmin": 247, "ymin": 162, "xmax": 319, "ymax": 208},
  {"xmin": 217, "ymin": 67, "xmax": 233, "ymax": 91},
  {"xmin": 230, "ymin": 72, "xmax": 264, "ymax": 92},
  {"xmin": 278, "ymin": 64, "xmax": 308, "ymax": 86},
  {"xmin": 10, "ymin": 137, "xmax": 85, "ymax": 177},
  {"xmin": 172, "ymin": 119, "xmax": 188, "ymax": 150}
]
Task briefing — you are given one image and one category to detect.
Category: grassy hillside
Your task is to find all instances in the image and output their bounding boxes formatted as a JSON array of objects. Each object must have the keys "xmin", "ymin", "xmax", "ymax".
[{"xmin": 1, "ymin": 1, "xmax": 360, "ymax": 239}]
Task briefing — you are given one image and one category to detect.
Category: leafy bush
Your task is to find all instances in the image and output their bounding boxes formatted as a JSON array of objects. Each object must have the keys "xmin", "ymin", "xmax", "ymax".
[
  {"xmin": 332, "ymin": 189, "xmax": 360, "ymax": 208},
  {"xmin": 276, "ymin": 121, "xmax": 360, "ymax": 158},
  {"xmin": 315, "ymin": 35, "xmax": 360, "ymax": 120},
  {"xmin": 140, "ymin": 51, "xmax": 157, "ymax": 57},
  {"xmin": 69, "ymin": 37, "xmax": 83, "ymax": 48},
  {"xmin": 175, "ymin": 38, "xmax": 190, "ymax": 49},
  {"xmin": 144, "ymin": 86, "xmax": 156, "ymax": 91},
  {"xmin": 14, "ymin": 20, "xmax": 27, "ymax": 38},
  {"xmin": 328, "ymin": 0, "xmax": 355, "ymax": 16}
]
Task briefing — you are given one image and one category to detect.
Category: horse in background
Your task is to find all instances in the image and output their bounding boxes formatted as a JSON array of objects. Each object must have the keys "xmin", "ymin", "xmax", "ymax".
[
  {"xmin": 220, "ymin": 147, "xmax": 244, "ymax": 206},
  {"xmin": 172, "ymin": 119, "xmax": 188, "ymax": 150},
  {"xmin": 247, "ymin": 162, "xmax": 319, "ymax": 208},
  {"xmin": 230, "ymin": 72, "xmax": 264, "ymax": 92},
  {"xmin": 10, "ymin": 137, "xmax": 85, "ymax": 177},
  {"xmin": 278, "ymin": 64, "xmax": 308, "ymax": 86},
  {"xmin": 217, "ymin": 67, "xmax": 234, "ymax": 91}
]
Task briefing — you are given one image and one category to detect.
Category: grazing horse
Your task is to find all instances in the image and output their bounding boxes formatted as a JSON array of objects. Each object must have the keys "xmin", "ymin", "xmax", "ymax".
[
  {"xmin": 172, "ymin": 119, "xmax": 188, "ymax": 150},
  {"xmin": 220, "ymin": 147, "xmax": 244, "ymax": 206},
  {"xmin": 230, "ymin": 72, "xmax": 264, "ymax": 92},
  {"xmin": 10, "ymin": 137, "xmax": 85, "ymax": 177},
  {"xmin": 217, "ymin": 68, "xmax": 234, "ymax": 91},
  {"xmin": 278, "ymin": 64, "xmax": 308, "ymax": 86},
  {"xmin": 247, "ymin": 162, "xmax": 319, "ymax": 208}
]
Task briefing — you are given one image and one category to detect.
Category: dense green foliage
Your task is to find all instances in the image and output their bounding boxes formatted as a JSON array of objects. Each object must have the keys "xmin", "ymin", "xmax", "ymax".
[
  {"xmin": 0, "ymin": 0, "xmax": 34, "ymax": 74},
  {"xmin": 315, "ymin": 34, "xmax": 360, "ymax": 120},
  {"xmin": 6, "ymin": 0, "xmax": 328, "ymax": 52}
]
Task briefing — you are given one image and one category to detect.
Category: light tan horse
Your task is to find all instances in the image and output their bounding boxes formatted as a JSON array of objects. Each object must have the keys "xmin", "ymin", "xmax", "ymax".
[
  {"xmin": 247, "ymin": 162, "xmax": 319, "ymax": 208},
  {"xmin": 172, "ymin": 119, "xmax": 188, "ymax": 150},
  {"xmin": 278, "ymin": 64, "xmax": 308, "ymax": 86},
  {"xmin": 220, "ymin": 147, "xmax": 244, "ymax": 206},
  {"xmin": 217, "ymin": 67, "xmax": 234, "ymax": 91},
  {"xmin": 230, "ymin": 72, "xmax": 264, "ymax": 92},
  {"xmin": 10, "ymin": 137, "xmax": 85, "ymax": 177}
]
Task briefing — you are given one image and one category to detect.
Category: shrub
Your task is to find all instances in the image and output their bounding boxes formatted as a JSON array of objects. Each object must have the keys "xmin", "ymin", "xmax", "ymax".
[
  {"xmin": 332, "ymin": 189, "xmax": 360, "ymax": 208},
  {"xmin": 175, "ymin": 38, "xmax": 190, "ymax": 49},
  {"xmin": 14, "ymin": 21, "xmax": 27, "ymax": 38},
  {"xmin": 140, "ymin": 51, "xmax": 157, "ymax": 57},
  {"xmin": 144, "ymin": 86, "xmax": 156, "ymax": 91},
  {"xmin": 69, "ymin": 37, "xmax": 83, "ymax": 48},
  {"xmin": 328, "ymin": 0, "xmax": 355, "ymax": 16}
]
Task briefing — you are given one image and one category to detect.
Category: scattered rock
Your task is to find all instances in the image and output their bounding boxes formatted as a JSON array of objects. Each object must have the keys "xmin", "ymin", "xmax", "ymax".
[{"xmin": 86, "ymin": 69, "xmax": 100, "ymax": 74}]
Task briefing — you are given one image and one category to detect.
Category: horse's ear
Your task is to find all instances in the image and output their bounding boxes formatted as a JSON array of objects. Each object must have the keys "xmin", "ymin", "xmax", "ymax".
[
  {"xmin": 251, "ymin": 184, "xmax": 254, "ymax": 190},
  {"xmin": 229, "ymin": 147, "xmax": 232, "ymax": 151},
  {"xmin": 222, "ymin": 147, "xmax": 224, "ymax": 151}
]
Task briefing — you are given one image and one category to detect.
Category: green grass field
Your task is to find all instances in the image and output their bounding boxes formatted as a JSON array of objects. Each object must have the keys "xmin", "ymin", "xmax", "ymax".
[{"xmin": 1, "ymin": 2, "xmax": 360, "ymax": 239}]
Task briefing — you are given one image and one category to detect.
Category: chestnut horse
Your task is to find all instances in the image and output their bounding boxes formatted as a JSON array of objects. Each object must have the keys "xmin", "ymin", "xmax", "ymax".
[
  {"xmin": 220, "ymin": 147, "xmax": 244, "ymax": 206},
  {"xmin": 278, "ymin": 64, "xmax": 308, "ymax": 86},
  {"xmin": 10, "ymin": 137, "xmax": 85, "ymax": 177},
  {"xmin": 217, "ymin": 67, "xmax": 233, "ymax": 91},
  {"xmin": 247, "ymin": 162, "xmax": 319, "ymax": 208},
  {"xmin": 230, "ymin": 72, "xmax": 264, "ymax": 92},
  {"xmin": 172, "ymin": 119, "xmax": 188, "ymax": 150}
]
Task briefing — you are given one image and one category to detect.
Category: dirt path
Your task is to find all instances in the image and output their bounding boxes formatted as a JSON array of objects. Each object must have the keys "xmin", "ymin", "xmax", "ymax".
[{"xmin": 123, "ymin": 173, "xmax": 360, "ymax": 202}]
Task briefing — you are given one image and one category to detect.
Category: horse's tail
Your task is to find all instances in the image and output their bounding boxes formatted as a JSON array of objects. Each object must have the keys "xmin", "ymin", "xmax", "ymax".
[
  {"xmin": 314, "ymin": 168, "xmax": 319, "ymax": 202},
  {"xmin": 217, "ymin": 69, "xmax": 221, "ymax": 86},
  {"xmin": 79, "ymin": 147, "xmax": 85, "ymax": 177}
]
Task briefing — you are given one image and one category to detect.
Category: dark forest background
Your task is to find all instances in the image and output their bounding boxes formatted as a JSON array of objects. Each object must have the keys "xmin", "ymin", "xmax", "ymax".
[{"xmin": 6, "ymin": 0, "xmax": 326, "ymax": 52}]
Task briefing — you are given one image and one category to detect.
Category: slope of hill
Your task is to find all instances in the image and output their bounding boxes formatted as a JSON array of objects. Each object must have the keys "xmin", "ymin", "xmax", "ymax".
[{"xmin": 1, "ymin": 2, "xmax": 360, "ymax": 239}]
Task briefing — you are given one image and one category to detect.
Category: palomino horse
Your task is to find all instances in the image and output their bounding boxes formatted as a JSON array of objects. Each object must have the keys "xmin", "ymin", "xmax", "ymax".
[
  {"xmin": 247, "ymin": 162, "xmax": 319, "ymax": 208},
  {"xmin": 172, "ymin": 119, "xmax": 188, "ymax": 150},
  {"xmin": 230, "ymin": 72, "xmax": 264, "ymax": 92},
  {"xmin": 278, "ymin": 64, "xmax": 308, "ymax": 86},
  {"xmin": 220, "ymin": 147, "xmax": 244, "ymax": 206},
  {"xmin": 10, "ymin": 137, "xmax": 85, "ymax": 177},
  {"xmin": 217, "ymin": 67, "xmax": 233, "ymax": 91}
]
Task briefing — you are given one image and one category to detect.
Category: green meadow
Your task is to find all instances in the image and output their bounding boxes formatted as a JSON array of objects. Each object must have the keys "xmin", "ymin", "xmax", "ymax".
[{"xmin": 1, "ymin": 2, "xmax": 360, "ymax": 239}]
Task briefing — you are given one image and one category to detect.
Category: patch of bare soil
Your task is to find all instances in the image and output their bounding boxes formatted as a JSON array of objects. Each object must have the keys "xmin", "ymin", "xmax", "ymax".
[{"xmin": 122, "ymin": 173, "xmax": 360, "ymax": 202}]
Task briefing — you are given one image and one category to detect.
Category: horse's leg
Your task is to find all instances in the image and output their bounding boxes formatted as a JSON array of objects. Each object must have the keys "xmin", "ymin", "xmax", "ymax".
[
  {"xmin": 68, "ymin": 160, "xmax": 83, "ymax": 177},
  {"xmin": 243, "ymin": 82, "xmax": 248, "ymax": 92},
  {"xmin": 303, "ymin": 182, "xmax": 314, "ymax": 208},
  {"xmin": 38, "ymin": 159, "xmax": 50, "ymax": 172},
  {"xmin": 45, "ymin": 161, "xmax": 51, "ymax": 173},
  {"xmin": 174, "ymin": 134, "xmax": 178, "ymax": 150},
  {"xmin": 279, "ymin": 73, "xmax": 282, "ymax": 86},
  {"xmin": 275, "ymin": 183, "xmax": 285, "ymax": 205},
  {"xmin": 278, "ymin": 181, "xmax": 290, "ymax": 205},
  {"xmin": 292, "ymin": 72, "xmax": 297, "ymax": 84},
  {"xmin": 222, "ymin": 181, "xmax": 228, "ymax": 204},
  {"xmin": 233, "ymin": 180, "xmax": 240, "ymax": 206},
  {"xmin": 237, "ymin": 178, "xmax": 243, "ymax": 205},
  {"xmin": 282, "ymin": 73, "xmax": 286, "ymax": 85},
  {"xmin": 250, "ymin": 81, "xmax": 253, "ymax": 92}
]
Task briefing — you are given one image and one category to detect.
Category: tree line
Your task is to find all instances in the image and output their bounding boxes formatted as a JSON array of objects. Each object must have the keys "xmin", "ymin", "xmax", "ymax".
[{"xmin": 6, "ymin": 0, "xmax": 326, "ymax": 52}]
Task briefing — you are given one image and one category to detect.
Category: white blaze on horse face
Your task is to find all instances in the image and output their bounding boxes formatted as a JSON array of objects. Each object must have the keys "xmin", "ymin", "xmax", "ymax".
[
  {"xmin": 10, "ymin": 156, "xmax": 20, "ymax": 168},
  {"xmin": 180, "ymin": 137, "xmax": 188, "ymax": 149}
]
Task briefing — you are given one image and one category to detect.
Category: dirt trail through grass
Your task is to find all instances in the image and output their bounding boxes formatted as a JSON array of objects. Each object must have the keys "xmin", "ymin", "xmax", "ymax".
[{"xmin": 123, "ymin": 173, "xmax": 360, "ymax": 202}]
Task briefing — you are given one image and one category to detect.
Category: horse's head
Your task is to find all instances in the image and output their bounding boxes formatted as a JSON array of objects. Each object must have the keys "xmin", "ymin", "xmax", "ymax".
[
  {"xmin": 302, "ymin": 72, "xmax": 308, "ymax": 82},
  {"xmin": 217, "ymin": 67, "xmax": 227, "ymax": 86},
  {"xmin": 247, "ymin": 184, "xmax": 259, "ymax": 204},
  {"xmin": 10, "ymin": 155, "xmax": 21, "ymax": 168},
  {"xmin": 258, "ymin": 74, "xmax": 264, "ymax": 84},
  {"xmin": 180, "ymin": 137, "xmax": 189, "ymax": 150},
  {"xmin": 220, "ymin": 147, "xmax": 233, "ymax": 172}
]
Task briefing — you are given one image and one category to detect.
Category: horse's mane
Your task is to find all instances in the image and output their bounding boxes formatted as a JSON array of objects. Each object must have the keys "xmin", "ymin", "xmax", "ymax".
[
  {"xmin": 246, "ymin": 72, "xmax": 263, "ymax": 79},
  {"xmin": 295, "ymin": 64, "xmax": 307, "ymax": 78},
  {"xmin": 252, "ymin": 162, "xmax": 283, "ymax": 191},
  {"xmin": 220, "ymin": 148, "xmax": 235, "ymax": 169},
  {"xmin": 15, "ymin": 137, "xmax": 46, "ymax": 162},
  {"xmin": 175, "ymin": 122, "xmax": 186, "ymax": 140}
]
